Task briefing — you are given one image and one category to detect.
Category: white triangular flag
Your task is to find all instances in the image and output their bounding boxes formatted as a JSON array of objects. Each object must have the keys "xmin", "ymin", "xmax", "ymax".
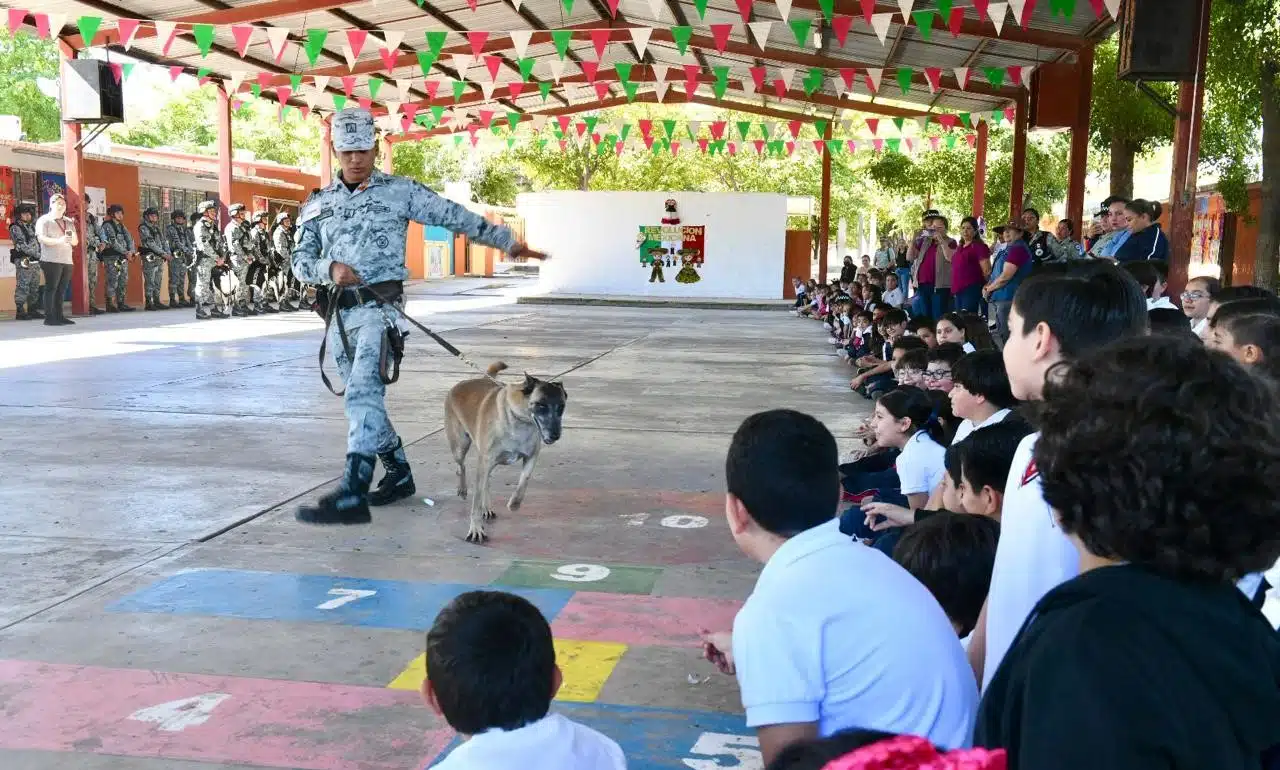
[
  {"xmin": 396, "ymin": 77, "xmax": 413, "ymax": 101},
  {"xmin": 380, "ymin": 29, "xmax": 404, "ymax": 52},
  {"xmin": 647, "ymin": 0, "xmax": 665, "ymax": 21},
  {"xmin": 341, "ymin": 42, "xmax": 359, "ymax": 70},
  {"xmin": 778, "ymin": 67, "xmax": 796, "ymax": 90},
  {"xmin": 775, "ymin": 0, "xmax": 792, "ymax": 21},
  {"xmin": 688, "ymin": 120, "xmax": 702, "ymax": 136},
  {"xmin": 953, "ymin": 67, "xmax": 970, "ymax": 89},
  {"xmin": 510, "ymin": 30, "xmax": 533, "ymax": 60},
  {"xmin": 227, "ymin": 71, "xmax": 248, "ymax": 94},
  {"xmin": 480, "ymin": 80, "xmax": 496, "ymax": 101},
  {"xmin": 562, "ymin": 83, "xmax": 580, "ymax": 102},
  {"xmin": 629, "ymin": 27, "xmax": 652, "ymax": 59},
  {"xmin": 865, "ymin": 67, "xmax": 883, "ymax": 92},
  {"xmin": 548, "ymin": 57, "xmax": 568, "ymax": 83},
  {"xmin": 651, "ymin": 63, "xmax": 670, "ymax": 85},
  {"xmin": 531, "ymin": 114, "xmax": 547, "ymax": 131},
  {"xmin": 989, "ymin": 2, "xmax": 1008, "ymax": 34},
  {"xmin": 1021, "ymin": 64, "xmax": 1035, "ymax": 88},
  {"xmin": 313, "ymin": 74, "xmax": 330, "ymax": 93},
  {"xmin": 1008, "ymin": 0, "xmax": 1027, "ymax": 25},
  {"xmin": 46, "ymin": 13, "xmax": 68, "ymax": 39},
  {"xmin": 451, "ymin": 53, "xmax": 472, "ymax": 81},
  {"xmin": 385, "ymin": 100, "xmax": 401, "ymax": 118},
  {"xmin": 304, "ymin": 86, "xmax": 321, "ymax": 110},
  {"xmin": 897, "ymin": 0, "xmax": 914, "ymax": 23},
  {"xmin": 153, "ymin": 20, "xmax": 178, "ymax": 54},
  {"xmin": 655, "ymin": 81, "xmax": 670, "ymax": 101},
  {"xmin": 748, "ymin": 21, "xmax": 773, "ymax": 50},
  {"xmin": 871, "ymin": 13, "xmax": 894, "ymax": 44},
  {"xmin": 1103, "ymin": 0, "xmax": 1122, "ymax": 18},
  {"xmin": 840, "ymin": 119, "xmax": 853, "ymax": 134},
  {"xmin": 511, "ymin": 0, "xmax": 524, "ymax": 10},
  {"xmin": 265, "ymin": 26, "xmax": 290, "ymax": 62},
  {"xmin": 742, "ymin": 75, "xmax": 757, "ymax": 95},
  {"xmin": 916, "ymin": 116, "xmax": 929, "ymax": 132}
]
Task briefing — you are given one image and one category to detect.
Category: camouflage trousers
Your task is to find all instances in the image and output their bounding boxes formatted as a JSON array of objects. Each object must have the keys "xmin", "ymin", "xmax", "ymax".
[
  {"xmin": 103, "ymin": 258, "xmax": 128, "ymax": 305},
  {"xmin": 230, "ymin": 258, "xmax": 252, "ymax": 309},
  {"xmin": 168, "ymin": 258, "xmax": 190, "ymax": 303},
  {"xmin": 330, "ymin": 303, "xmax": 400, "ymax": 456},
  {"xmin": 142, "ymin": 257, "xmax": 165, "ymax": 304},
  {"xmin": 87, "ymin": 253, "xmax": 101, "ymax": 307},
  {"xmin": 13, "ymin": 262, "xmax": 40, "ymax": 308},
  {"xmin": 194, "ymin": 258, "xmax": 215, "ymax": 312}
]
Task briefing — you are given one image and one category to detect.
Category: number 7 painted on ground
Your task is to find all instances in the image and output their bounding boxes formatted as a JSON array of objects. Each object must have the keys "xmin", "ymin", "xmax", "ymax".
[{"xmin": 315, "ymin": 588, "xmax": 377, "ymax": 610}]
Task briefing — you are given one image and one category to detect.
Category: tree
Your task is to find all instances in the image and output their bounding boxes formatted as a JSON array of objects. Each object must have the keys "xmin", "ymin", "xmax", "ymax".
[
  {"xmin": 984, "ymin": 131, "xmax": 1072, "ymax": 225},
  {"xmin": 1204, "ymin": 0, "xmax": 1280, "ymax": 290},
  {"xmin": 0, "ymin": 30, "xmax": 60, "ymax": 142},
  {"xmin": 1089, "ymin": 37, "xmax": 1175, "ymax": 199}
]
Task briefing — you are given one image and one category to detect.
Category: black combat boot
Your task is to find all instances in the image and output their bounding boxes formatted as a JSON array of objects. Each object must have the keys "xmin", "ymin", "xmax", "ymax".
[
  {"xmin": 14, "ymin": 304, "xmax": 28, "ymax": 320},
  {"xmin": 118, "ymin": 301, "xmax": 135, "ymax": 312},
  {"xmin": 296, "ymin": 453, "xmax": 374, "ymax": 525},
  {"xmin": 105, "ymin": 300, "xmax": 118, "ymax": 313},
  {"xmin": 369, "ymin": 437, "xmax": 416, "ymax": 506},
  {"xmin": 28, "ymin": 305, "xmax": 43, "ymax": 319},
  {"xmin": 89, "ymin": 304, "xmax": 102, "ymax": 315},
  {"xmin": 144, "ymin": 298, "xmax": 155, "ymax": 311},
  {"xmin": 211, "ymin": 307, "xmax": 228, "ymax": 318}
]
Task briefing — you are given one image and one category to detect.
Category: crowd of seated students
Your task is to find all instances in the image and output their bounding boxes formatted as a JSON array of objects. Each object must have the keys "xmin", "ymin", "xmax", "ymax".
[{"xmin": 405, "ymin": 256, "xmax": 1280, "ymax": 770}]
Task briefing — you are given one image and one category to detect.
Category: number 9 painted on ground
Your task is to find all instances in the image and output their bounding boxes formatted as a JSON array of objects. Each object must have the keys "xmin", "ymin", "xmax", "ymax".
[{"xmin": 550, "ymin": 563, "xmax": 612, "ymax": 583}]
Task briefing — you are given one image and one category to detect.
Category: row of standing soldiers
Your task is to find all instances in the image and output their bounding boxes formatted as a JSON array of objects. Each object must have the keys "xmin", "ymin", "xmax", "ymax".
[{"xmin": 10, "ymin": 201, "xmax": 314, "ymax": 320}]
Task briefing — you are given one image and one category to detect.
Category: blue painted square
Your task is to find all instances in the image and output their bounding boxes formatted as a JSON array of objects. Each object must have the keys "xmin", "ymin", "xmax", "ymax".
[
  {"xmin": 108, "ymin": 568, "xmax": 574, "ymax": 630},
  {"xmin": 427, "ymin": 702, "xmax": 757, "ymax": 769}
]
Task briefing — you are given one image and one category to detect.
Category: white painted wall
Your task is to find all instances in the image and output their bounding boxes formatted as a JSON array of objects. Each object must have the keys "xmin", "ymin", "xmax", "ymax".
[{"xmin": 518, "ymin": 191, "xmax": 787, "ymax": 299}]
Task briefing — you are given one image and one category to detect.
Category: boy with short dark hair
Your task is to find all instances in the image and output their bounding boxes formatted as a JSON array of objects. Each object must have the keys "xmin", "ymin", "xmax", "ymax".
[
  {"xmin": 948, "ymin": 351, "xmax": 1017, "ymax": 445},
  {"xmin": 954, "ymin": 421, "xmax": 1034, "ymax": 518},
  {"xmin": 703, "ymin": 409, "xmax": 977, "ymax": 765},
  {"xmin": 423, "ymin": 590, "xmax": 627, "ymax": 770},
  {"xmin": 910, "ymin": 316, "xmax": 937, "ymax": 348},
  {"xmin": 893, "ymin": 512, "xmax": 1001, "ymax": 638},
  {"xmin": 850, "ymin": 309, "xmax": 910, "ymax": 398}
]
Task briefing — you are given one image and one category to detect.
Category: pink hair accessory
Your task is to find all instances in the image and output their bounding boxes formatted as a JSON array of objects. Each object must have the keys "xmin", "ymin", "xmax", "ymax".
[{"xmin": 820, "ymin": 736, "xmax": 1007, "ymax": 770}]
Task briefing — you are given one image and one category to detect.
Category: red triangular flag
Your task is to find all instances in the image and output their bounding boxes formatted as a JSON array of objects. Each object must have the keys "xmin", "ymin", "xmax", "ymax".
[
  {"xmin": 466, "ymin": 0, "xmax": 477, "ymax": 10},
  {"xmin": 643, "ymin": 136, "xmax": 655, "ymax": 149},
  {"xmin": 749, "ymin": 67, "xmax": 767, "ymax": 91},
  {"xmin": 508, "ymin": 81, "xmax": 525, "ymax": 99},
  {"xmin": 671, "ymin": 142, "xmax": 680, "ymax": 156},
  {"xmin": 575, "ymin": 120, "xmax": 587, "ymax": 136},
  {"xmin": 117, "ymin": 18, "xmax": 140, "ymax": 47},
  {"xmin": 589, "ymin": 29, "xmax": 611, "ymax": 59},
  {"xmin": 402, "ymin": 103, "xmax": 419, "ymax": 120},
  {"xmin": 6, "ymin": 9, "xmax": 24, "ymax": 35},
  {"xmin": 813, "ymin": 140, "xmax": 824, "ymax": 153},
  {"xmin": 847, "ymin": 140, "xmax": 857, "ymax": 152},
  {"xmin": 276, "ymin": 86, "xmax": 292, "ymax": 104},
  {"xmin": 467, "ymin": 31, "xmax": 489, "ymax": 57},
  {"xmin": 966, "ymin": 133, "xmax": 977, "ymax": 147},
  {"xmin": 347, "ymin": 29, "xmax": 368, "ymax": 59},
  {"xmin": 736, "ymin": 0, "xmax": 754, "ymax": 22},
  {"xmin": 773, "ymin": 79, "xmax": 788, "ymax": 97},
  {"xmin": 615, "ymin": 141, "xmax": 624, "ymax": 156},
  {"xmin": 591, "ymin": 132, "xmax": 601, "ymax": 144},
  {"xmin": 581, "ymin": 60, "xmax": 599, "ymax": 82},
  {"xmin": 924, "ymin": 67, "xmax": 942, "ymax": 93},
  {"xmin": 859, "ymin": 0, "xmax": 876, "ymax": 23},
  {"xmin": 710, "ymin": 23, "xmax": 733, "ymax": 52},
  {"xmin": 606, "ymin": 0, "xmax": 621, "ymax": 16},
  {"xmin": 1017, "ymin": 0, "xmax": 1037, "ymax": 27},
  {"xmin": 425, "ymin": 79, "xmax": 440, "ymax": 99},
  {"xmin": 1007, "ymin": 65, "xmax": 1023, "ymax": 86},
  {"xmin": 358, "ymin": 96, "xmax": 372, "ymax": 110},
  {"xmin": 594, "ymin": 82, "xmax": 610, "ymax": 100},
  {"xmin": 728, "ymin": 142, "xmax": 737, "ymax": 155},
  {"xmin": 108, "ymin": 62, "xmax": 123, "ymax": 84},
  {"xmin": 948, "ymin": 8, "xmax": 965, "ymax": 35},
  {"xmin": 400, "ymin": 115, "xmax": 412, "ymax": 132},
  {"xmin": 1004, "ymin": 107, "xmax": 1017, "ymax": 122},
  {"xmin": 788, "ymin": 120, "xmax": 802, "ymax": 138},
  {"xmin": 832, "ymin": 15, "xmax": 853, "ymax": 46},
  {"xmin": 873, "ymin": 138, "xmax": 884, "ymax": 151},
  {"xmin": 338, "ymin": 75, "xmax": 353, "ymax": 96},
  {"xmin": 380, "ymin": 48, "xmax": 399, "ymax": 71},
  {"xmin": 866, "ymin": 118, "xmax": 879, "ymax": 134},
  {"xmin": 698, "ymin": 138, "xmax": 708, "ymax": 153},
  {"xmin": 974, "ymin": 0, "xmax": 990, "ymax": 20},
  {"xmin": 938, "ymin": 113, "xmax": 958, "ymax": 130},
  {"xmin": 479, "ymin": 110, "xmax": 494, "ymax": 127},
  {"xmin": 786, "ymin": 142, "xmax": 795, "ymax": 156},
  {"xmin": 559, "ymin": 140, "xmax": 568, "ymax": 151},
  {"xmin": 838, "ymin": 68, "xmax": 856, "ymax": 91},
  {"xmin": 300, "ymin": 104, "xmax": 311, "ymax": 119},
  {"xmin": 1087, "ymin": 0, "xmax": 1106, "ymax": 17},
  {"xmin": 710, "ymin": 120, "xmax": 726, "ymax": 139},
  {"xmin": 484, "ymin": 55, "xmax": 502, "ymax": 81},
  {"xmin": 930, "ymin": 136, "xmax": 941, "ymax": 150},
  {"xmin": 169, "ymin": 66, "xmax": 184, "ymax": 82},
  {"xmin": 639, "ymin": 119, "xmax": 653, "ymax": 136},
  {"xmin": 753, "ymin": 139, "xmax": 765, "ymax": 154},
  {"xmin": 471, "ymin": 133, "xmax": 480, "ymax": 147},
  {"xmin": 34, "ymin": 13, "xmax": 50, "ymax": 38},
  {"xmin": 558, "ymin": 115, "xmax": 572, "ymax": 134},
  {"xmin": 257, "ymin": 72, "xmax": 273, "ymax": 89},
  {"xmin": 468, "ymin": 125, "xmax": 480, "ymax": 138},
  {"xmin": 231, "ymin": 25, "xmax": 254, "ymax": 57}
]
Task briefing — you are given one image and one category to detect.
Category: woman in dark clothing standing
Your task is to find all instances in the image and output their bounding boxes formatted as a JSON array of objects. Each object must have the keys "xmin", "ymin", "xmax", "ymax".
[
  {"xmin": 1113, "ymin": 199, "xmax": 1169, "ymax": 262},
  {"xmin": 975, "ymin": 335, "xmax": 1280, "ymax": 770}
]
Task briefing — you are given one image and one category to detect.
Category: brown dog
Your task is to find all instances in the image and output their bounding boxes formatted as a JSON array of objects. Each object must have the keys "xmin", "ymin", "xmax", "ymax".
[{"xmin": 444, "ymin": 362, "xmax": 567, "ymax": 543}]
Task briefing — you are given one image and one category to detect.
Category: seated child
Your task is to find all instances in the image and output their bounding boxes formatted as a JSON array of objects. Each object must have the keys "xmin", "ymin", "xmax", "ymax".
[
  {"xmin": 910, "ymin": 316, "xmax": 937, "ymax": 348},
  {"xmin": 844, "ymin": 309, "xmax": 877, "ymax": 360},
  {"xmin": 850, "ymin": 309, "xmax": 909, "ymax": 398},
  {"xmin": 1206, "ymin": 307, "xmax": 1280, "ymax": 381},
  {"xmin": 936, "ymin": 312, "xmax": 998, "ymax": 352},
  {"xmin": 422, "ymin": 590, "xmax": 627, "ymax": 769},
  {"xmin": 791, "ymin": 277, "xmax": 809, "ymax": 311},
  {"xmin": 862, "ymin": 283, "xmax": 884, "ymax": 313},
  {"xmin": 893, "ymin": 348, "xmax": 928, "ymax": 388},
  {"xmin": 1123, "ymin": 259, "xmax": 1175, "ymax": 310},
  {"xmin": 1180, "ymin": 275, "xmax": 1220, "ymax": 337},
  {"xmin": 1149, "ymin": 307, "xmax": 1200, "ymax": 339},
  {"xmin": 846, "ymin": 386, "xmax": 953, "ymax": 512},
  {"xmin": 893, "ymin": 512, "xmax": 1001, "ymax": 639},
  {"xmin": 924, "ymin": 343, "xmax": 965, "ymax": 393},
  {"xmin": 882, "ymin": 273, "xmax": 906, "ymax": 308},
  {"xmin": 949, "ymin": 351, "xmax": 1018, "ymax": 444},
  {"xmin": 953, "ymin": 420, "xmax": 1035, "ymax": 519}
]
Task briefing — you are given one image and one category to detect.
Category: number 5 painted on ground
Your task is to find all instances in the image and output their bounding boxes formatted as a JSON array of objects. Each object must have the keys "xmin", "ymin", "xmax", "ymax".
[
  {"xmin": 682, "ymin": 732, "xmax": 763, "ymax": 769},
  {"xmin": 315, "ymin": 588, "xmax": 377, "ymax": 610}
]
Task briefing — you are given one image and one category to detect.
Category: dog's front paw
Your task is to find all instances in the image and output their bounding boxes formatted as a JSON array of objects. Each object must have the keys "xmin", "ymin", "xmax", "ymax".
[
  {"xmin": 484, "ymin": 508, "xmax": 497, "ymax": 520},
  {"xmin": 457, "ymin": 486, "xmax": 468, "ymax": 499},
  {"xmin": 507, "ymin": 496, "xmax": 522, "ymax": 511},
  {"xmin": 464, "ymin": 526, "xmax": 489, "ymax": 544}
]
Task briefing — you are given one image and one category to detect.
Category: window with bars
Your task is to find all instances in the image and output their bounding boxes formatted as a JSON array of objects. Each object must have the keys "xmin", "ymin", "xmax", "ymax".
[
  {"xmin": 139, "ymin": 185, "xmax": 219, "ymax": 218},
  {"xmin": 13, "ymin": 170, "xmax": 37, "ymax": 209}
]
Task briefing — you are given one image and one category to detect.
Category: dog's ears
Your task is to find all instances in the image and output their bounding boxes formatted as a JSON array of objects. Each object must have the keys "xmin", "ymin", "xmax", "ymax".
[{"xmin": 522, "ymin": 373, "xmax": 538, "ymax": 395}]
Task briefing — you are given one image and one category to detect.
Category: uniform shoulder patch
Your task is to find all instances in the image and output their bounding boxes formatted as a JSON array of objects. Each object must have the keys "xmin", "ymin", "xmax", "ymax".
[{"xmin": 297, "ymin": 196, "xmax": 325, "ymax": 225}]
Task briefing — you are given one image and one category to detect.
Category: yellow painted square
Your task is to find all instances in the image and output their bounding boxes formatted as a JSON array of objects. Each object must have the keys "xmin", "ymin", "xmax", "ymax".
[{"xmin": 387, "ymin": 639, "xmax": 628, "ymax": 703}]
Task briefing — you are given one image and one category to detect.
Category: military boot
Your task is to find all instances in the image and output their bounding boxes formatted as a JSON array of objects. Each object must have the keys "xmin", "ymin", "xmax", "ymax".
[
  {"xmin": 296, "ymin": 453, "xmax": 374, "ymax": 525},
  {"xmin": 369, "ymin": 437, "xmax": 416, "ymax": 506},
  {"xmin": 28, "ymin": 305, "xmax": 43, "ymax": 319},
  {"xmin": 144, "ymin": 298, "xmax": 155, "ymax": 311},
  {"xmin": 118, "ymin": 301, "xmax": 135, "ymax": 312},
  {"xmin": 154, "ymin": 299, "xmax": 169, "ymax": 310},
  {"xmin": 105, "ymin": 300, "xmax": 118, "ymax": 313},
  {"xmin": 13, "ymin": 304, "xmax": 28, "ymax": 320},
  {"xmin": 89, "ymin": 304, "xmax": 103, "ymax": 315}
]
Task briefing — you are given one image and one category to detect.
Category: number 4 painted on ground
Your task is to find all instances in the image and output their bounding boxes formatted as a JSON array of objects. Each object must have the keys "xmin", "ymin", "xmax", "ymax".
[
  {"xmin": 682, "ymin": 732, "xmax": 763, "ymax": 769},
  {"xmin": 315, "ymin": 588, "xmax": 377, "ymax": 610}
]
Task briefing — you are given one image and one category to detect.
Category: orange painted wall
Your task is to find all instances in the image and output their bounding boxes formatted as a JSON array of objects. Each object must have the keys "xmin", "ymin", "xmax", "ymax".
[
  {"xmin": 406, "ymin": 223, "xmax": 425, "ymax": 279},
  {"xmin": 783, "ymin": 230, "xmax": 813, "ymax": 298}
]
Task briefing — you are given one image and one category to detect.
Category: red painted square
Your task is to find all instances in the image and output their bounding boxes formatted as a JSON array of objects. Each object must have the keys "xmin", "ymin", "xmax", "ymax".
[{"xmin": 551, "ymin": 592, "xmax": 743, "ymax": 648}]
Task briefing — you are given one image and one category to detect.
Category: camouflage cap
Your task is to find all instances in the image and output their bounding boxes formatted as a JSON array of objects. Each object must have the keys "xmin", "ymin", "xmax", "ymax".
[{"xmin": 332, "ymin": 107, "xmax": 376, "ymax": 152}]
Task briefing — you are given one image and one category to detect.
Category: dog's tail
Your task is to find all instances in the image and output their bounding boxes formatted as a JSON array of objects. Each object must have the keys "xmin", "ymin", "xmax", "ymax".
[{"xmin": 486, "ymin": 361, "xmax": 509, "ymax": 377}]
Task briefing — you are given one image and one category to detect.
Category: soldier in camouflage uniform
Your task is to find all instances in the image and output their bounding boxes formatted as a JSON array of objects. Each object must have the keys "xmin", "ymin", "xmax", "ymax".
[
  {"xmin": 84, "ymin": 195, "xmax": 105, "ymax": 314},
  {"xmin": 247, "ymin": 209, "xmax": 276, "ymax": 313},
  {"xmin": 272, "ymin": 211, "xmax": 298, "ymax": 311},
  {"xmin": 165, "ymin": 211, "xmax": 195, "ymax": 308},
  {"xmin": 223, "ymin": 203, "xmax": 255, "ymax": 316},
  {"xmin": 9, "ymin": 204, "xmax": 42, "ymax": 320},
  {"xmin": 292, "ymin": 108, "xmax": 545, "ymax": 525},
  {"xmin": 187, "ymin": 210, "xmax": 200, "ymax": 301},
  {"xmin": 100, "ymin": 204, "xmax": 136, "ymax": 312},
  {"xmin": 192, "ymin": 201, "xmax": 226, "ymax": 320},
  {"xmin": 138, "ymin": 207, "xmax": 170, "ymax": 310}
]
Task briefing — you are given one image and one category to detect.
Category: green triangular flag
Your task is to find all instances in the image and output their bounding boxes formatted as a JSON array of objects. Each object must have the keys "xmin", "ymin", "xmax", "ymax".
[
  {"xmin": 623, "ymin": 81, "xmax": 639, "ymax": 101},
  {"xmin": 518, "ymin": 58, "xmax": 535, "ymax": 81},
  {"xmin": 304, "ymin": 29, "xmax": 327, "ymax": 67},
  {"xmin": 818, "ymin": 0, "xmax": 834, "ymax": 20},
  {"xmin": 417, "ymin": 51, "xmax": 436, "ymax": 78},
  {"xmin": 122, "ymin": 63, "xmax": 135, "ymax": 80},
  {"xmin": 803, "ymin": 67, "xmax": 823, "ymax": 96},
  {"xmin": 552, "ymin": 30, "xmax": 573, "ymax": 60},
  {"xmin": 290, "ymin": 74, "xmax": 303, "ymax": 90},
  {"xmin": 539, "ymin": 139, "xmax": 549, "ymax": 150},
  {"xmin": 671, "ymin": 26, "xmax": 693, "ymax": 55},
  {"xmin": 615, "ymin": 62, "xmax": 633, "ymax": 83},
  {"xmin": 826, "ymin": 139, "xmax": 842, "ymax": 154},
  {"xmin": 789, "ymin": 19, "xmax": 811, "ymax": 46},
  {"xmin": 597, "ymin": 140, "xmax": 609, "ymax": 156},
  {"xmin": 77, "ymin": 16, "xmax": 102, "ymax": 46},
  {"xmin": 938, "ymin": 0, "xmax": 954, "ymax": 16},
  {"xmin": 1050, "ymin": 0, "xmax": 1077, "ymax": 17},
  {"xmin": 652, "ymin": 141, "xmax": 662, "ymax": 155},
  {"xmin": 983, "ymin": 67, "xmax": 1005, "ymax": 88},
  {"xmin": 454, "ymin": 135, "xmax": 463, "ymax": 146},
  {"xmin": 992, "ymin": 109, "xmax": 1003, "ymax": 124},
  {"xmin": 192, "ymin": 23, "xmax": 216, "ymax": 56},
  {"xmin": 333, "ymin": 94, "xmax": 347, "ymax": 111},
  {"xmin": 452, "ymin": 80, "xmax": 466, "ymax": 102},
  {"xmin": 892, "ymin": 117, "xmax": 905, "ymax": 131},
  {"xmin": 693, "ymin": 0, "xmax": 710, "ymax": 18},
  {"xmin": 426, "ymin": 30, "xmax": 448, "ymax": 58},
  {"xmin": 197, "ymin": 67, "xmax": 211, "ymax": 81},
  {"xmin": 959, "ymin": 112, "xmax": 972, "ymax": 128},
  {"xmin": 662, "ymin": 119, "xmax": 676, "ymax": 139},
  {"xmin": 713, "ymin": 79, "xmax": 728, "ymax": 99},
  {"xmin": 912, "ymin": 10, "xmax": 935, "ymax": 41},
  {"xmin": 896, "ymin": 67, "xmax": 913, "ymax": 95},
  {"xmin": 620, "ymin": 124, "xmax": 631, "ymax": 142},
  {"xmin": 250, "ymin": 83, "xmax": 261, "ymax": 98},
  {"xmin": 713, "ymin": 65, "xmax": 729, "ymax": 83},
  {"xmin": 814, "ymin": 119, "xmax": 827, "ymax": 137},
  {"xmin": 759, "ymin": 122, "xmax": 769, "ymax": 138},
  {"xmin": 769, "ymin": 140, "xmax": 783, "ymax": 155},
  {"xmin": 538, "ymin": 81, "xmax": 552, "ymax": 101},
  {"xmin": 508, "ymin": 138, "xmax": 517, "ymax": 149},
  {"xmin": 367, "ymin": 77, "xmax": 384, "ymax": 100},
  {"xmin": 584, "ymin": 116, "xmax": 598, "ymax": 133},
  {"xmin": 886, "ymin": 138, "xmax": 901, "ymax": 153},
  {"xmin": 508, "ymin": 112, "xmax": 521, "ymax": 130},
  {"xmin": 737, "ymin": 121, "xmax": 752, "ymax": 139},
  {"xmin": 431, "ymin": 105, "xmax": 445, "ymax": 122},
  {"xmin": 491, "ymin": 123, "xmax": 504, "ymax": 136},
  {"xmin": 946, "ymin": 134, "xmax": 957, "ymax": 149},
  {"xmin": 561, "ymin": 0, "xmax": 574, "ymax": 14}
]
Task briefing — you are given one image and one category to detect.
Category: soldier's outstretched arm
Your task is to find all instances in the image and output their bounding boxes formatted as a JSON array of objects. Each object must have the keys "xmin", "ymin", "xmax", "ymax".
[{"xmin": 404, "ymin": 181, "xmax": 517, "ymax": 254}]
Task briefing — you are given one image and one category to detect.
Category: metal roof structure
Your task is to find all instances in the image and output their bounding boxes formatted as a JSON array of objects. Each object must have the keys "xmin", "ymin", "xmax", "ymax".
[{"xmin": 17, "ymin": 0, "xmax": 1115, "ymax": 138}]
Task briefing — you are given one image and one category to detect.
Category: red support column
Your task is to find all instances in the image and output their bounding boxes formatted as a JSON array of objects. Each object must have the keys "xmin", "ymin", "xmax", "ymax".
[
  {"xmin": 974, "ymin": 121, "xmax": 989, "ymax": 219},
  {"xmin": 379, "ymin": 135, "xmax": 393, "ymax": 174},
  {"xmin": 320, "ymin": 118, "xmax": 333, "ymax": 186},
  {"xmin": 818, "ymin": 120, "xmax": 832, "ymax": 282},
  {"xmin": 1167, "ymin": 0, "xmax": 1213, "ymax": 296},
  {"xmin": 216, "ymin": 86, "xmax": 233, "ymax": 227},
  {"xmin": 1067, "ymin": 45, "xmax": 1095, "ymax": 230},
  {"xmin": 1009, "ymin": 92, "xmax": 1029, "ymax": 222},
  {"xmin": 58, "ymin": 40, "xmax": 89, "ymax": 316}
]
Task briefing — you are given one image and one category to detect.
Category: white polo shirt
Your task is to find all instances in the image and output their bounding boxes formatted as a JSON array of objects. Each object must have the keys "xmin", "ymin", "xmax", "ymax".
[
  {"xmin": 433, "ymin": 713, "xmax": 626, "ymax": 770},
  {"xmin": 732, "ymin": 519, "xmax": 978, "ymax": 748},
  {"xmin": 896, "ymin": 430, "xmax": 947, "ymax": 496},
  {"xmin": 951, "ymin": 408, "xmax": 1012, "ymax": 446}
]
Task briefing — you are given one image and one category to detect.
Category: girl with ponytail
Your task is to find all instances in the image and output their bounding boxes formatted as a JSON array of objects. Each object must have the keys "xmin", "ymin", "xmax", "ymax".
[{"xmin": 1114, "ymin": 198, "xmax": 1169, "ymax": 263}]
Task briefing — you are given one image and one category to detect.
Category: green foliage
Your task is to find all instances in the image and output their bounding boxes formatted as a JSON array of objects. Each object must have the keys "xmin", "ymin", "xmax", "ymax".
[
  {"xmin": 0, "ymin": 30, "xmax": 60, "ymax": 142},
  {"xmin": 1089, "ymin": 38, "xmax": 1174, "ymax": 157},
  {"xmin": 984, "ymin": 131, "xmax": 1071, "ymax": 224}
]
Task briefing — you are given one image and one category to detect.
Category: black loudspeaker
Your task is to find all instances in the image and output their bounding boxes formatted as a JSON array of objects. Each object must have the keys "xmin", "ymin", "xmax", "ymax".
[
  {"xmin": 1117, "ymin": 0, "xmax": 1203, "ymax": 81},
  {"xmin": 60, "ymin": 59, "xmax": 124, "ymax": 124}
]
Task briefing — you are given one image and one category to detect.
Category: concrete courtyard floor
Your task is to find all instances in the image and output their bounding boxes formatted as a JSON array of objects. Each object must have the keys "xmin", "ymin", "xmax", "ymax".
[{"xmin": 0, "ymin": 278, "xmax": 867, "ymax": 770}]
